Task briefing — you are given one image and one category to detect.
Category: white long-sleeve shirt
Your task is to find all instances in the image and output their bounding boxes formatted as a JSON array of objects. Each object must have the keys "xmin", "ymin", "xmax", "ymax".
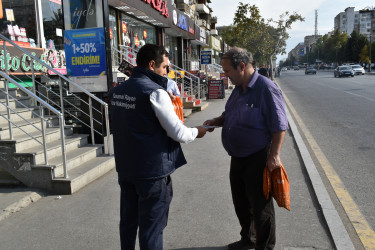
[{"xmin": 150, "ymin": 89, "xmax": 198, "ymax": 143}]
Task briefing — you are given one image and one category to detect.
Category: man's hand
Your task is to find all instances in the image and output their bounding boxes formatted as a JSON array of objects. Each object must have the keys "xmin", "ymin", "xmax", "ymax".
[
  {"xmin": 266, "ymin": 153, "xmax": 282, "ymax": 172},
  {"xmin": 203, "ymin": 115, "xmax": 224, "ymax": 132},
  {"xmin": 196, "ymin": 126, "xmax": 207, "ymax": 138},
  {"xmin": 168, "ymin": 91, "xmax": 176, "ymax": 100}
]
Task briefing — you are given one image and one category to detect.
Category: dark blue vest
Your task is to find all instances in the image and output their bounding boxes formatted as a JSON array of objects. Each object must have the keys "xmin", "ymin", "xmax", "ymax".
[{"xmin": 110, "ymin": 67, "xmax": 187, "ymax": 181}]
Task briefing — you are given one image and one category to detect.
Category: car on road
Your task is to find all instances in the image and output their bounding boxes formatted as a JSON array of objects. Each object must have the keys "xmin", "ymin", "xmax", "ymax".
[
  {"xmin": 334, "ymin": 66, "xmax": 354, "ymax": 77},
  {"xmin": 294, "ymin": 66, "xmax": 300, "ymax": 70},
  {"xmin": 351, "ymin": 65, "xmax": 365, "ymax": 75},
  {"xmin": 305, "ymin": 67, "xmax": 317, "ymax": 75}
]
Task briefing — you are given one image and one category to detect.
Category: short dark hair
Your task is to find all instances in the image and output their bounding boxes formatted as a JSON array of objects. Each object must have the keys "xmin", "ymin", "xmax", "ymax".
[
  {"xmin": 222, "ymin": 47, "xmax": 253, "ymax": 69},
  {"xmin": 136, "ymin": 44, "xmax": 169, "ymax": 68}
]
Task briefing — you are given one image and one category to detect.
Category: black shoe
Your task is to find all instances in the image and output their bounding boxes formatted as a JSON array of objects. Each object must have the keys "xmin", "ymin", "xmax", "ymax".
[{"xmin": 228, "ymin": 239, "xmax": 255, "ymax": 250}]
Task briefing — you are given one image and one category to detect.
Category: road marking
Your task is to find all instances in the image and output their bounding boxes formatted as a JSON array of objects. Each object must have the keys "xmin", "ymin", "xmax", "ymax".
[{"xmin": 284, "ymin": 94, "xmax": 375, "ymax": 249}]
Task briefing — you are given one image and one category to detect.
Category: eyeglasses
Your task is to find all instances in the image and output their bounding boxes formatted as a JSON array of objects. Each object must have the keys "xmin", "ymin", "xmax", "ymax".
[{"xmin": 166, "ymin": 66, "xmax": 170, "ymax": 74}]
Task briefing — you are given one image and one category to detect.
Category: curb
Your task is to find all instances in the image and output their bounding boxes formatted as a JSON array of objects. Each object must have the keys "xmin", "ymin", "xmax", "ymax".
[
  {"xmin": 276, "ymin": 80, "xmax": 355, "ymax": 249},
  {"xmin": 0, "ymin": 191, "xmax": 43, "ymax": 222}
]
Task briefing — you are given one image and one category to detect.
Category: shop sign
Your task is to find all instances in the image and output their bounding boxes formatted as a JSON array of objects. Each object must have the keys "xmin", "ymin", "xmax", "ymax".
[
  {"xmin": 200, "ymin": 50, "xmax": 211, "ymax": 65},
  {"xmin": 208, "ymin": 79, "xmax": 225, "ymax": 99},
  {"xmin": 140, "ymin": 0, "xmax": 169, "ymax": 18},
  {"xmin": 122, "ymin": 22, "xmax": 127, "ymax": 33},
  {"xmin": 135, "ymin": 37, "xmax": 140, "ymax": 47},
  {"xmin": 177, "ymin": 14, "xmax": 188, "ymax": 31},
  {"xmin": 172, "ymin": 10, "xmax": 178, "ymax": 25},
  {"xmin": 143, "ymin": 30, "xmax": 147, "ymax": 39},
  {"xmin": 188, "ymin": 26, "xmax": 194, "ymax": 35},
  {"xmin": 69, "ymin": 0, "xmax": 99, "ymax": 29},
  {"xmin": 0, "ymin": 45, "xmax": 66, "ymax": 75},
  {"xmin": 0, "ymin": 47, "xmax": 45, "ymax": 74},
  {"xmin": 199, "ymin": 27, "xmax": 206, "ymax": 44},
  {"xmin": 64, "ymin": 27, "xmax": 107, "ymax": 77}
]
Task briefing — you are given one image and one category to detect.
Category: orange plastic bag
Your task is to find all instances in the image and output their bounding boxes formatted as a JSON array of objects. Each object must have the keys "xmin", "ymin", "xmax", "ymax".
[
  {"xmin": 263, "ymin": 163, "xmax": 290, "ymax": 211},
  {"xmin": 171, "ymin": 96, "xmax": 184, "ymax": 123}
]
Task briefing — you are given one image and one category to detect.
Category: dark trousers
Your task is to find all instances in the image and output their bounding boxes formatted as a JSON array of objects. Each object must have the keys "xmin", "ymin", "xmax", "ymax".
[
  {"xmin": 119, "ymin": 176, "xmax": 173, "ymax": 250},
  {"xmin": 230, "ymin": 147, "xmax": 276, "ymax": 250}
]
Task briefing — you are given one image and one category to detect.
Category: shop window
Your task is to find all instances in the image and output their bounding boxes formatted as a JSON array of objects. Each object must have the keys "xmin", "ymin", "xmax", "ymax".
[
  {"xmin": 109, "ymin": 9, "xmax": 118, "ymax": 49},
  {"xmin": 120, "ymin": 13, "xmax": 156, "ymax": 50},
  {"xmin": 63, "ymin": 0, "xmax": 104, "ymax": 30},
  {"xmin": 0, "ymin": 0, "xmax": 37, "ymax": 46},
  {"xmin": 42, "ymin": 0, "xmax": 64, "ymax": 50}
]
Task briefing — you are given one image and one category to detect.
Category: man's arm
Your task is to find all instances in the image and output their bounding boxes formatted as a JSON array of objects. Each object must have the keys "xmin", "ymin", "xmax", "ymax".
[
  {"xmin": 266, "ymin": 130, "xmax": 285, "ymax": 171},
  {"xmin": 203, "ymin": 113, "xmax": 225, "ymax": 132},
  {"xmin": 150, "ymin": 89, "xmax": 206, "ymax": 142}
]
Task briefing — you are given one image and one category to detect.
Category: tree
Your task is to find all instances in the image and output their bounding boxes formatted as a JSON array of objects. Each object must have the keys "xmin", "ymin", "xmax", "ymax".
[
  {"xmin": 219, "ymin": 3, "xmax": 304, "ymax": 79},
  {"xmin": 344, "ymin": 31, "xmax": 368, "ymax": 63}
]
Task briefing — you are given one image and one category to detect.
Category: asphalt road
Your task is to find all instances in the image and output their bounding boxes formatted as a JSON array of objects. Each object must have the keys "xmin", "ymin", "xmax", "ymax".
[{"xmin": 277, "ymin": 69, "xmax": 375, "ymax": 247}]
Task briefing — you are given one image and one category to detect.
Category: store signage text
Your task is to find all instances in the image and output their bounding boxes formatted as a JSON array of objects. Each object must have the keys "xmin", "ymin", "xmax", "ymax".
[
  {"xmin": 141, "ymin": 0, "xmax": 169, "ymax": 18},
  {"xmin": 0, "ymin": 46, "xmax": 66, "ymax": 75},
  {"xmin": 177, "ymin": 14, "xmax": 188, "ymax": 31},
  {"xmin": 0, "ymin": 50, "xmax": 46, "ymax": 73}
]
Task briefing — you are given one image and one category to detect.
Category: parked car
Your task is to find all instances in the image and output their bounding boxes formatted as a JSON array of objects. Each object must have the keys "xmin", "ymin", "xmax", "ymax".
[
  {"xmin": 334, "ymin": 66, "xmax": 354, "ymax": 77},
  {"xmin": 351, "ymin": 65, "xmax": 365, "ymax": 75},
  {"xmin": 305, "ymin": 67, "xmax": 317, "ymax": 75},
  {"xmin": 294, "ymin": 66, "xmax": 299, "ymax": 70}
]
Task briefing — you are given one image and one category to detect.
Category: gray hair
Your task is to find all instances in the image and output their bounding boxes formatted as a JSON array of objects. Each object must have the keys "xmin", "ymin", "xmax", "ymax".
[{"xmin": 222, "ymin": 47, "xmax": 253, "ymax": 69}]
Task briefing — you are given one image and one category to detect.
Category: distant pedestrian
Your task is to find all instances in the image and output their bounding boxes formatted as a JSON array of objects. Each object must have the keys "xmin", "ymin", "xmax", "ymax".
[
  {"xmin": 204, "ymin": 47, "xmax": 288, "ymax": 250},
  {"xmin": 258, "ymin": 64, "xmax": 269, "ymax": 78},
  {"xmin": 109, "ymin": 44, "xmax": 207, "ymax": 250}
]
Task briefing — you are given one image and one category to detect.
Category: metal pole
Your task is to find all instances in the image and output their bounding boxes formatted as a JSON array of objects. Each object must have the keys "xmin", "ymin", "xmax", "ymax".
[
  {"xmin": 31, "ymin": 57, "xmax": 36, "ymax": 107},
  {"xmin": 89, "ymin": 97, "xmax": 95, "ymax": 145},
  {"xmin": 3, "ymin": 40, "xmax": 13, "ymax": 140},
  {"xmin": 40, "ymin": 106, "xmax": 48, "ymax": 165},
  {"xmin": 58, "ymin": 78, "xmax": 65, "ymax": 125},
  {"xmin": 59, "ymin": 113, "xmax": 68, "ymax": 178},
  {"xmin": 104, "ymin": 104, "xmax": 111, "ymax": 155}
]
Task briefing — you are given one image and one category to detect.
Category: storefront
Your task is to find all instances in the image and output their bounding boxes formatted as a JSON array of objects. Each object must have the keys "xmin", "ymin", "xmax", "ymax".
[
  {"xmin": 0, "ymin": 0, "xmax": 66, "ymax": 81},
  {"xmin": 190, "ymin": 25, "xmax": 208, "ymax": 70},
  {"xmin": 209, "ymin": 35, "xmax": 222, "ymax": 64},
  {"xmin": 108, "ymin": 0, "xmax": 196, "ymax": 69}
]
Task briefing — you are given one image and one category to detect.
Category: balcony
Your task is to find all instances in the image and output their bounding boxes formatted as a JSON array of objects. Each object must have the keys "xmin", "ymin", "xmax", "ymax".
[
  {"xmin": 211, "ymin": 16, "xmax": 217, "ymax": 24},
  {"xmin": 197, "ymin": 19, "xmax": 207, "ymax": 29},
  {"xmin": 176, "ymin": 2, "xmax": 190, "ymax": 14},
  {"xmin": 196, "ymin": 3, "xmax": 210, "ymax": 14},
  {"xmin": 210, "ymin": 29, "xmax": 218, "ymax": 35}
]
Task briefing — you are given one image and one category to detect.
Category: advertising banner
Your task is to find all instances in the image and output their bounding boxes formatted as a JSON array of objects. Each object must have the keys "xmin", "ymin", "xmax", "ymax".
[
  {"xmin": 208, "ymin": 79, "xmax": 225, "ymax": 99},
  {"xmin": 64, "ymin": 27, "xmax": 106, "ymax": 77}
]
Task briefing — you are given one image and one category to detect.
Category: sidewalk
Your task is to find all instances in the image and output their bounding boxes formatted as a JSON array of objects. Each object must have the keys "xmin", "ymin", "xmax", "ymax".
[
  {"xmin": 165, "ymin": 90, "xmax": 335, "ymax": 249},
  {"xmin": 0, "ymin": 88, "xmax": 348, "ymax": 249}
]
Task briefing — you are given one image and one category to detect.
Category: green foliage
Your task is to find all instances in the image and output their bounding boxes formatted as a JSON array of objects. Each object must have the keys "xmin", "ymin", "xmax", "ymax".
[{"xmin": 220, "ymin": 3, "xmax": 304, "ymax": 66}]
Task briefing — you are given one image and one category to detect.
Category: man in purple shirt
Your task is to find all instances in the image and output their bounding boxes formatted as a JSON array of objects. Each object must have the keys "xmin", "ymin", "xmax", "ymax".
[{"xmin": 204, "ymin": 47, "xmax": 288, "ymax": 250}]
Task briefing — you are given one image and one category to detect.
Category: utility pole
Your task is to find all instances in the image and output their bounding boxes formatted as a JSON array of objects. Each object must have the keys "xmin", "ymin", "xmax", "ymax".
[{"xmin": 369, "ymin": 10, "xmax": 373, "ymax": 72}]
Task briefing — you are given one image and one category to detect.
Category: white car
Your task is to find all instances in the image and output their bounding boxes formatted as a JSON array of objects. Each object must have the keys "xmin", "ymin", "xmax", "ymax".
[{"xmin": 351, "ymin": 65, "xmax": 365, "ymax": 75}]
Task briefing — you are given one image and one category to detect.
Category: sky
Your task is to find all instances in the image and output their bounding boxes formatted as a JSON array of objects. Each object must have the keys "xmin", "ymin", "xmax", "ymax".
[{"xmin": 209, "ymin": 0, "xmax": 375, "ymax": 63}]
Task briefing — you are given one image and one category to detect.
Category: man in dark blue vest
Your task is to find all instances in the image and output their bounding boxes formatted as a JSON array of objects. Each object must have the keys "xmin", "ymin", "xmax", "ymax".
[{"xmin": 109, "ymin": 44, "xmax": 207, "ymax": 250}]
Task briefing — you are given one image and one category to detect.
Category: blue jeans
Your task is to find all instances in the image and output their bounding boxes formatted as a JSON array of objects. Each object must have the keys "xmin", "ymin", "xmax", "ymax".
[{"xmin": 119, "ymin": 176, "xmax": 173, "ymax": 250}]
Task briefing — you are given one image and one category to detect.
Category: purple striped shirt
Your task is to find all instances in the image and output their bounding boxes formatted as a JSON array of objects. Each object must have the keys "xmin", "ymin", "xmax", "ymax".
[{"xmin": 221, "ymin": 71, "xmax": 288, "ymax": 157}]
